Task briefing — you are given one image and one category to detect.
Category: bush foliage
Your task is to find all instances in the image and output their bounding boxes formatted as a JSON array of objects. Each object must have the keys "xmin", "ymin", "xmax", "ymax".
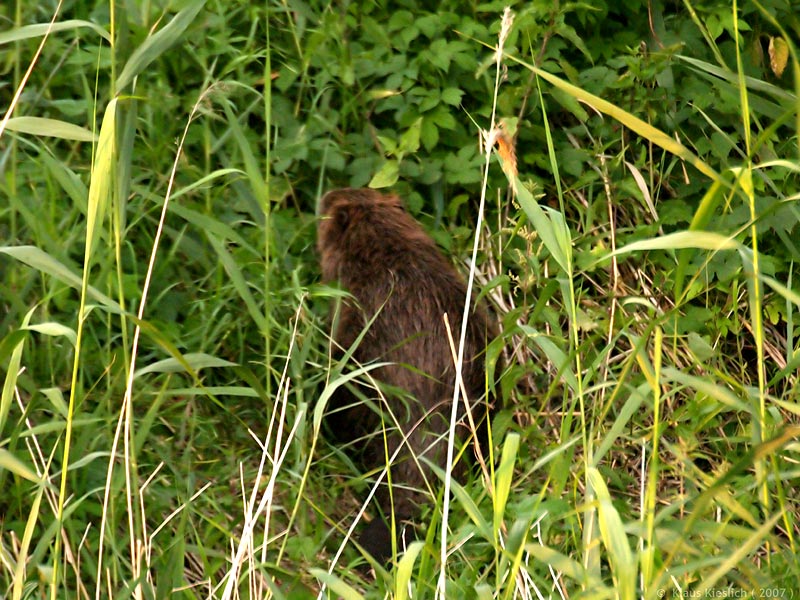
[{"xmin": 1, "ymin": 0, "xmax": 799, "ymax": 598}]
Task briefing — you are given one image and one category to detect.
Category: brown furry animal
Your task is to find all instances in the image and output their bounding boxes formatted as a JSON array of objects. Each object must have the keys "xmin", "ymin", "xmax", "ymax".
[{"xmin": 318, "ymin": 187, "xmax": 497, "ymax": 563}]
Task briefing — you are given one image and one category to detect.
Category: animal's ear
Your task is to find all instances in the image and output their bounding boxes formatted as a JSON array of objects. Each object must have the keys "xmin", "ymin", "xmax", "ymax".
[
  {"xmin": 335, "ymin": 204, "xmax": 351, "ymax": 229},
  {"xmin": 320, "ymin": 189, "xmax": 348, "ymax": 218}
]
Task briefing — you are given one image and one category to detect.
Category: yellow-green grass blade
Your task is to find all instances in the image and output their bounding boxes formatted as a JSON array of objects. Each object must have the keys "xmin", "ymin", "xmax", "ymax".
[
  {"xmin": 588, "ymin": 467, "xmax": 636, "ymax": 600},
  {"xmin": 507, "ymin": 54, "xmax": 721, "ymax": 183},
  {"xmin": 395, "ymin": 541, "xmax": 425, "ymax": 600},
  {"xmin": 5, "ymin": 116, "xmax": 96, "ymax": 141},
  {"xmin": 310, "ymin": 569, "xmax": 364, "ymax": 600}
]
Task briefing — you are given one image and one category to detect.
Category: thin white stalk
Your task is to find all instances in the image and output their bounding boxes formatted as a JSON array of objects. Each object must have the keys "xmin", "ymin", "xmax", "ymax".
[{"xmin": 437, "ymin": 8, "xmax": 514, "ymax": 598}]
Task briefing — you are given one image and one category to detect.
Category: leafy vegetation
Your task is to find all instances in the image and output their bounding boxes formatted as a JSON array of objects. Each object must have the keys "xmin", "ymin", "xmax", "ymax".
[{"xmin": 1, "ymin": 0, "xmax": 799, "ymax": 598}]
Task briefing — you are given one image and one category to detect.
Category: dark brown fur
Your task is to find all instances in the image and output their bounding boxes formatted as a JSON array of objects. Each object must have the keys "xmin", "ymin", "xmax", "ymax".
[{"xmin": 318, "ymin": 188, "xmax": 496, "ymax": 563}]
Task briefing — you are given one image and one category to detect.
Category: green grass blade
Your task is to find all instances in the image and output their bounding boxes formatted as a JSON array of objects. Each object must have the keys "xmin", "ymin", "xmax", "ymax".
[
  {"xmin": 0, "ymin": 19, "xmax": 110, "ymax": 45},
  {"xmin": 430, "ymin": 462, "xmax": 492, "ymax": 540},
  {"xmin": 508, "ymin": 54, "xmax": 721, "ymax": 183},
  {"xmin": 661, "ymin": 367, "xmax": 751, "ymax": 412},
  {"xmin": 116, "ymin": 0, "xmax": 207, "ymax": 91},
  {"xmin": 23, "ymin": 322, "xmax": 77, "ymax": 348},
  {"xmin": 608, "ymin": 230, "xmax": 738, "ymax": 258},
  {"xmin": 511, "ymin": 175, "xmax": 570, "ymax": 274},
  {"xmin": 11, "ymin": 481, "xmax": 45, "ymax": 600},
  {"xmin": 674, "ymin": 179, "xmax": 726, "ymax": 297},
  {"xmin": 205, "ymin": 232, "xmax": 270, "ymax": 334},
  {"xmin": 0, "ymin": 448, "xmax": 41, "ymax": 484},
  {"xmin": 133, "ymin": 352, "xmax": 237, "ymax": 378},
  {"xmin": 524, "ymin": 543, "xmax": 587, "ymax": 582},
  {"xmin": 587, "ymin": 467, "xmax": 636, "ymax": 600},
  {"xmin": 52, "ymin": 93, "xmax": 118, "ymax": 600},
  {"xmin": 0, "ymin": 322, "xmax": 27, "ymax": 441},
  {"xmin": 5, "ymin": 117, "xmax": 96, "ymax": 141},
  {"xmin": 309, "ymin": 569, "xmax": 364, "ymax": 600},
  {"xmin": 761, "ymin": 274, "xmax": 800, "ymax": 307},
  {"xmin": 676, "ymin": 54, "xmax": 796, "ymax": 103},
  {"xmin": 696, "ymin": 512, "xmax": 782, "ymax": 593},
  {"xmin": 169, "ymin": 199, "xmax": 256, "ymax": 253},
  {"xmin": 493, "ymin": 433, "xmax": 519, "ymax": 543},
  {"xmin": 37, "ymin": 151, "xmax": 89, "ymax": 210},
  {"xmin": 312, "ymin": 362, "xmax": 392, "ymax": 435},
  {"xmin": 395, "ymin": 541, "xmax": 424, "ymax": 600},
  {"xmin": 593, "ymin": 383, "xmax": 649, "ymax": 465},
  {"xmin": 85, "ymin": 98, "xmax": 116, "ymax": 259},
  {"xmin": 0, "ymin": 246, "xmax": 119, "ymax": 311}
]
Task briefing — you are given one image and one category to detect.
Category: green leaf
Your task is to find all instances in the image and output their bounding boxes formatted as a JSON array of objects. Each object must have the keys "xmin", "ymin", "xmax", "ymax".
[
  {"xmin": 313, "ymin": 362, "xmax": 392, "ymax": 435},
  {"xmin": 158, "ymin": 386, "xmax": 260, "ymax": 398},
  {"xmin": 676, "ymin": 55, "xmax": 795, "ymax": 103},
  {"xmin": 369, "ymin": 160, "xmax": 399, "ymax": 188},
  {"xmin": 169, "ymin": 197, "xmax": 257, "ymax": 254},
  {"xmin": 5, "ymin": 117, "xmax": 96, "ymax": 142},
  {"xmin": 376, "ymin": 135, "xmax": 398, "ymax": 155},
  {"xmin": 420, "ymin": 118, "xmax": 439, "ymax": 151},
  {"xmin": 662, "ymin": 367, "xmax": 751, "ymax": 412},
  {"xmin": 399, "ymin": 118, "xmax": 422, "ymax": 155},
  {"xmin": 38, "ymin": 151, "xmax": 88, "ymax": 209},
  {"xmin": 549, "ymin": 87, "xmax": 589, "ymax": 122},
  {"xmin": 430, "ymin": 107, "xmax": 456, "ymax": 129},
  {"xmin": 441, "ymin": 87, "xmax": 464, "ymax": 106},
  {"xmin": 593, "ymin": 382, "xmax": 649, "ymax": 465}
]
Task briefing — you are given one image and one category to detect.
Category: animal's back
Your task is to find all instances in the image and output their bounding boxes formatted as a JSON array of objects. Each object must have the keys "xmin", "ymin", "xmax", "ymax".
[{"xmin": 318, "ymin": 187, "xmax": 496, "ymax": 562}]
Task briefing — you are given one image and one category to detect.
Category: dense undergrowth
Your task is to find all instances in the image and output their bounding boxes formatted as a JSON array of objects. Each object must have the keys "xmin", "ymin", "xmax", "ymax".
[{"xmin": 1, "ymin": 0, "xmax": 799, "ymax": 598}]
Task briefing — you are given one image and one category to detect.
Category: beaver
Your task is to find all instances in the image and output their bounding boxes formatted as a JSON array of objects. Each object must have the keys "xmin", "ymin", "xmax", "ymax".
[{"xmin": 317, "ymin": 187, "xmax": 497, "ymax": 564}]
